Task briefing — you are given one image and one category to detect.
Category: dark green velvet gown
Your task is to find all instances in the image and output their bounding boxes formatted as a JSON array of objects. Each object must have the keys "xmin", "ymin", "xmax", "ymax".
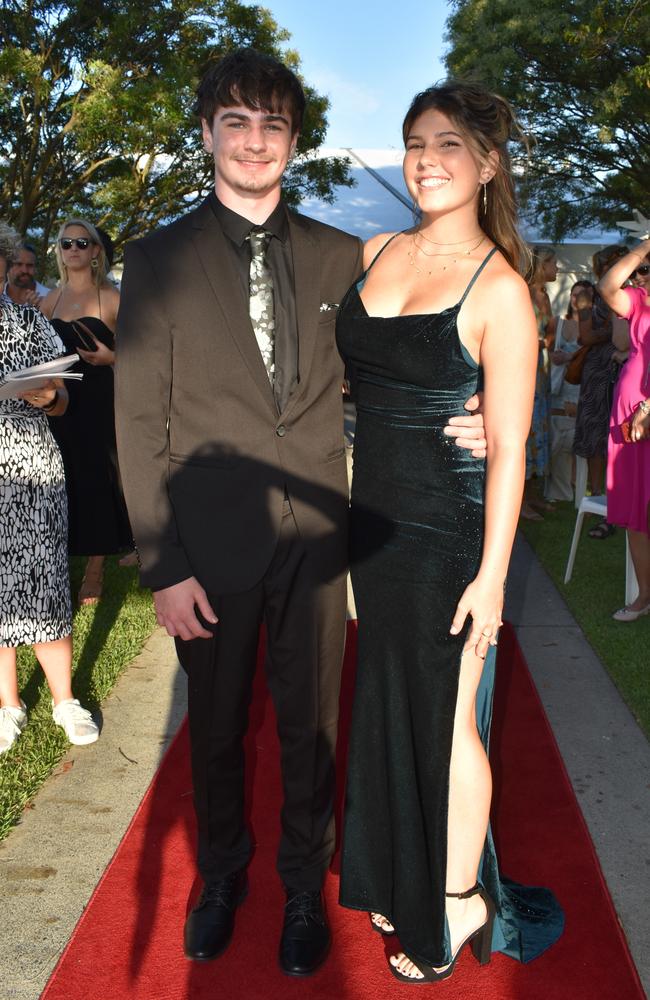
[{"xmin": 336, "ymin": 243, "xmax": 563, "ymax": 968}]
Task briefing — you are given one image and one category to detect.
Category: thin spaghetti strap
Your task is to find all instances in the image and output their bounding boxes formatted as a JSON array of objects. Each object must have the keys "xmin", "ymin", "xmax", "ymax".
[
  {"xmin": 457, "ymin": 246, "xmax": 499, "ymax": 308},
  {"xmin": 50, "ymin": 288, "xmax": 64, "ymax": 319},
  {"xmin": 365, "ymin": 231, "xmax": 402, "ymax": 275}
]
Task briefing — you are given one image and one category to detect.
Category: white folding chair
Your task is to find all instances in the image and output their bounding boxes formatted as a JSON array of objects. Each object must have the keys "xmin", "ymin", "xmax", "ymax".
[
  {"xmin": 574, "ymin": 454, "xmax": 588, "ymax": 509},
  {"xmin": 564, "ymin": 493, "xmax": 639, "ymax": 603}
]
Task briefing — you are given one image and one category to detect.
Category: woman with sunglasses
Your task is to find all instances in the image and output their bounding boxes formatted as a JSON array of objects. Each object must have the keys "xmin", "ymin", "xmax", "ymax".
[
  {"xmin": 41, "ymin": 220, "xmax": 131, "ymax": 604},
  {"xmin": 599, "ymin": 239, "xmax": 650, "ymax": 621}
]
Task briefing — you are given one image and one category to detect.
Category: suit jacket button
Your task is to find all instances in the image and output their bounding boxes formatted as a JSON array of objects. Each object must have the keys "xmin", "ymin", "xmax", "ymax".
[{"xmin": 276, "ymin": 424, "xmax": 286, "ymax": 437}]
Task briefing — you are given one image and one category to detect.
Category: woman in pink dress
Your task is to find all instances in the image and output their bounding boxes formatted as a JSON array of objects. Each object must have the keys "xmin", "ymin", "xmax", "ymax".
[{"xmin": 600, "ymin": 238, "xmax": 650, "ymax": 621}]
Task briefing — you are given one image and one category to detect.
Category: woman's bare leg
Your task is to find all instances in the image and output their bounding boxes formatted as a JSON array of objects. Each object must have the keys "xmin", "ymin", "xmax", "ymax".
[
  {"xmin": 391, "ymin": 647, "xmax": 490, "ymax": 978},
  {"xmin": 588, "ymin": 455, "xmax": 605, "ymax": 495},
  {"xmin": 0, "ymin": 647, "xmax": 20, "ymax": 708},
  {"xmin": 33, "ymin": 635, "xmax": 74, "ymax": 705},
  {"xmin": 78, "ymin": 555, "xmax": 105, "ymax": 605},
  {"xmin": 624, "ymin": 528, "xmax": 650, "ymax": 611}
]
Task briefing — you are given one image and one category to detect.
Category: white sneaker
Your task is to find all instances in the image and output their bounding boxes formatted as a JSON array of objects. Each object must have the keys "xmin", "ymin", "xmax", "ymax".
[
  {"xmin": 52, "ymin": 699, "xmax": 99, "ymax": 745},
  {"xmin": 0, "ymin": 700, "xmax": 27, "ymax": 754},
  {"xmin": 612, "ymin": 603, "xmax": 650, "ymax": 622}
]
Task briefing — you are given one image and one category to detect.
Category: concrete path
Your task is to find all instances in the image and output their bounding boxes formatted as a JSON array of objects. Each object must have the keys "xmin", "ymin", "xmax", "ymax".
[
  {"xmin": 1, "ymin": 536, "xmax": 648, "ymax": 998},
  {"xmin": 506, "ymin": 535, "xmax": 650, "ymax": 990}
]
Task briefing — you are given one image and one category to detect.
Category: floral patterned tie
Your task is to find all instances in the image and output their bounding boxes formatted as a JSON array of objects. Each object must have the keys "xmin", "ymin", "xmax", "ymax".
[{"xmin": 248, "ymin": 229, "xmax": 275, "ymax": 384}]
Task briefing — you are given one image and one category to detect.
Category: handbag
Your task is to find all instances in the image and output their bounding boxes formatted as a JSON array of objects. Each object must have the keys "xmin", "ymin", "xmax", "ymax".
[{"xmin": 564, "ymin": 344, "xmax": 590, "ymax": 385}]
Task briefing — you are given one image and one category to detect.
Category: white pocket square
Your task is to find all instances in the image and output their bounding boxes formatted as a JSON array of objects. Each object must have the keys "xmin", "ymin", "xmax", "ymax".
[{"xmin": 319, "ymin": 302, "xmax": 339, "ymax": 312}]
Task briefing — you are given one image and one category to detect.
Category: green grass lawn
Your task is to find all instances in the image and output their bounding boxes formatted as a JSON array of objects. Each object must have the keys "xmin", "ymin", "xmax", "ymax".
[
  {"xmin": 518, "ymin": 502, "xmax": 650, "ymax": 738},
  {"xmin": 0, "ymin": 557, "xmax": 156, "ymax": 842}
]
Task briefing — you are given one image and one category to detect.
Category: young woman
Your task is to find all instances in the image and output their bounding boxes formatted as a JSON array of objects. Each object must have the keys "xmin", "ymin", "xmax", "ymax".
[
  {"xmin": 599, "ymin": 240, "xmax": 650, "ymax": 620},
  {"xmin": 0, "ymin": 222, "xmax": 98, "ymax": 752},
  {"xmin": 337, "ymin": 81, "xmax": 563, "ymax": 983},
  {"xmin": 41, "ymin": 219, "xmax": 131, "ymax": 604},
  {"xmin": 572, "ymin": 245, "xmax": 628, "ymax": 538}
]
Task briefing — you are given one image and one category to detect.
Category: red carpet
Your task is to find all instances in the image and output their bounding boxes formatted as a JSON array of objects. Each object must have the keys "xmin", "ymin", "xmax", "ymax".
[{"xmin": 43, "ymin": 623, "xmax": 644, "ymax": 1000}]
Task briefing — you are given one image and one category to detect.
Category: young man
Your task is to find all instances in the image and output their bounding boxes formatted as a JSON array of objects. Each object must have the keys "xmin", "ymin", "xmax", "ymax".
[{"xmin": 115, "ymin": 49, "xmax": 486, "ymax": 977}]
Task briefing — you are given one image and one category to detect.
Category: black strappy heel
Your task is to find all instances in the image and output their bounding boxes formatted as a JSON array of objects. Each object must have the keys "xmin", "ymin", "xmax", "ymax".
[{"xmin": 388, "ymin": 882, "xmax": 495, "ymax": 984}]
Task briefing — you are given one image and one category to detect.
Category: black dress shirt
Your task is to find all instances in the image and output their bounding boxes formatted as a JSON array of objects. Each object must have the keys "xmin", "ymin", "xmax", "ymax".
[{"xmin": 208, "ymin": 192, "xmax": 298, "ymax": 413}]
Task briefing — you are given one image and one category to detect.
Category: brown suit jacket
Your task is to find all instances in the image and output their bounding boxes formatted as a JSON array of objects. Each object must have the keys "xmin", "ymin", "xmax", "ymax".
[{"xmin": 114, "ymin": 198, "xmax": 363, "ymax": 594}]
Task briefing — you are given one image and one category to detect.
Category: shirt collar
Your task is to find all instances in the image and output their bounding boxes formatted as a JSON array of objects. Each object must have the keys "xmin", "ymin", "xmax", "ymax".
[{"xmin": 208, "ymin": 192, "xmax": 288, "ymax": 246}]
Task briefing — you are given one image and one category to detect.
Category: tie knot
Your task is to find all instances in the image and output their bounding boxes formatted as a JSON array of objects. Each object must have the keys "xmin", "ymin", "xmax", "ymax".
[{"xmin": 248, "ymin": 229, "xmax": 271, "ymax": 257}]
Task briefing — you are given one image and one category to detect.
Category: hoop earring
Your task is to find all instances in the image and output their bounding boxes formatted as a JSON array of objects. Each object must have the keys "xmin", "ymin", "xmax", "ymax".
[
  {"xmin": 90, "ymin": 258, "xmax": 99, "ymax": 270},
  {"xmin": 483, "ymin": 183, "xmax": 488, "ymax": 213}
]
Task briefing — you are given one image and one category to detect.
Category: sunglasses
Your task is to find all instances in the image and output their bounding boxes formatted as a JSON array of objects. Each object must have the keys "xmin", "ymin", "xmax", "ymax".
[
  {"xmin": 631, "ymin": 265, "xmax": 650, "ymax": 277},
  {"xmin": 59, "ymin": 237, "xmax": 93, "ymax": 250}
]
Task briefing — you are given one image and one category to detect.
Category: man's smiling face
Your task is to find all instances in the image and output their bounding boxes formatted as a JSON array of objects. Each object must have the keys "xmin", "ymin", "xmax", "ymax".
[{"xmin": 202, "ymin": 103, "xmax": 298, "ymax": 203}]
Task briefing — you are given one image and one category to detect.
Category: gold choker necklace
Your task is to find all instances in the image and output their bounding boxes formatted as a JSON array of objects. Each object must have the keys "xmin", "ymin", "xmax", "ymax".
[
  {"xmin": 414, "ymin": 229, "xmax": 484, "ymax": 248},
  {"xmin": 408, "ymin": 233, "xmax": 485, "ymax": 275}
]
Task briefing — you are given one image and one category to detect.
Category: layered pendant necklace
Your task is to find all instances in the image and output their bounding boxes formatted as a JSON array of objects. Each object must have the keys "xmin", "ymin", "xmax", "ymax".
[{"xmin": 408, "ymin": 229, "xmax": 485, "ymax": 276}]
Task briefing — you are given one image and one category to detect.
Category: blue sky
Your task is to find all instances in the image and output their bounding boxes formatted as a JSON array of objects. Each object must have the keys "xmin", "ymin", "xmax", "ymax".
[{"xmin": 245, "ymin": 0, "xmax": 449, "ymax": 148}]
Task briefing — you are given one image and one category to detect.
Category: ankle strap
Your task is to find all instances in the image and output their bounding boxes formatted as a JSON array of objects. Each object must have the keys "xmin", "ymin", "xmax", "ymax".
[{"xmin": 446, "ymin": 882, "xmax": 480, "ymax": 899}]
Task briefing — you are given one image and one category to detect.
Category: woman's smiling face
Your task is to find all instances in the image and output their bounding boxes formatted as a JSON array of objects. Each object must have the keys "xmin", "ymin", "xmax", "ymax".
[{"xmin": 403, "ymin": 108, "xmax": 490, "ymax": 216}]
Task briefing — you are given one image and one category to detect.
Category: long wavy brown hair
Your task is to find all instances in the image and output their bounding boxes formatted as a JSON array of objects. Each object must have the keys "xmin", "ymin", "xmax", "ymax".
[{"xmin": 402, "ymin": 81, "xmax": 531, "ymax": 278}]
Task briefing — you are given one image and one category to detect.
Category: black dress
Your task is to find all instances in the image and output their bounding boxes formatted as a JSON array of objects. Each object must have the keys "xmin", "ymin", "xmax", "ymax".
[
  {"xmin": 337, "ymin": 242, "xmax": 563, "ymax": 967},
  {"xmin": 49, "ymin": 316, "xmax": 131, "ymax": 556}
]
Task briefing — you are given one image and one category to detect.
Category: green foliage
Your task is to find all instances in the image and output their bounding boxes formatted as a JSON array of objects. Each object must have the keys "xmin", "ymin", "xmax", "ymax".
[
  {"xmin": 0, "ymin": 0, "xmax": 352, "ymax": 265},
  {"xmin": 445, "ymin": 0, "xmax": 650, "ymax": 239}
]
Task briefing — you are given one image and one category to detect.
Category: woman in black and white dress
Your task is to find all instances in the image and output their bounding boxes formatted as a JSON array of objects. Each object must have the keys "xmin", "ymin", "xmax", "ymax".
[{"xmin": 0, "ymin": 222, "xmax": 98, "ymax": 754}]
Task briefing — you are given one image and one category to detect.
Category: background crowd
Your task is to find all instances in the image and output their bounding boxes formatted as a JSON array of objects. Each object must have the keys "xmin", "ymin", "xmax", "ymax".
[{"xmin": 522, "ymin": 240, "xmax": 650, "ymax": 621}]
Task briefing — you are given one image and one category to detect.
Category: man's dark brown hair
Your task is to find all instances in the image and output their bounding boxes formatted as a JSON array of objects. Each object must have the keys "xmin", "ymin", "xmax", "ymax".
[{"xmin": 195, "ymin": 48, "xmax": 306, "ymax": 135}]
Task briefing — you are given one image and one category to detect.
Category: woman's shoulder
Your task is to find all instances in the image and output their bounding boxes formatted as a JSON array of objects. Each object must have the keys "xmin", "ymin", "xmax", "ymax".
[
  {"xmin": 40, "ymin": 287, "xmax": 60, "ymax": 317},
  {"xmin": 481, "ymin": 250, "xmax": 530, "ymax": 304},
  {"xmin": 362, "ymin": 231, "xmax": 402, "ymax": 269},
  {"xmin": 100, "ymin": 282, "xmax": 120, "ymax": 304}
]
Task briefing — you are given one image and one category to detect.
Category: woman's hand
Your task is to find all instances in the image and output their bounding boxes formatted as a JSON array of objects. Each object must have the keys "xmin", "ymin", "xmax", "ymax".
[
  {"xmin": 631, "ymin": 401, "xmax": 650, "ymax": 442},
  {"xmin": 18, "ymin": 379, "xmax": 58, "ymax": 410},
  {"xmin": 450, "ymin": 575, "xmax": 504, "ymax": 660},
  {"xmin": 551, "ymin": 349, "xmax": 571, "ymax": 365},
  {"xmin": 77, "ymin": 334, "xmax": 115, "ymax": 366}
]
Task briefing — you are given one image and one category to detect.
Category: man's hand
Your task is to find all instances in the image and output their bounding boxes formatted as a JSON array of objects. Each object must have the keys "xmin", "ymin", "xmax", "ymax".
[
  {"xmin": 154, "ymin": 576, "xmax": 218, "ymax": 641},
  {"xmin": 443, "ymin": 393, "xmax": 487, "ymax": 459}
]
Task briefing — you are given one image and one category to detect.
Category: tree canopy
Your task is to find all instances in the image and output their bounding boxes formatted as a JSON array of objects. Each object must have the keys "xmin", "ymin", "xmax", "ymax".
[
  {"xmin": 0, "ymin": 0, "xmax": 352, "ymax": 263},
  {"xmin": 445, "ymin": 0, "xmax": 650, "ymax": 240}
]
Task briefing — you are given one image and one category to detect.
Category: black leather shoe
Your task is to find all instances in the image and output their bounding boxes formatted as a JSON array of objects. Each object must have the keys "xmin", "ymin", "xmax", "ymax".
[
  {"xmin": 279, "ymin": 889, "xmax": 331, "ymax": 977},
  {"xmin": 183, "ymin": 869, "xmax": 248, "ymax": 961}
]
